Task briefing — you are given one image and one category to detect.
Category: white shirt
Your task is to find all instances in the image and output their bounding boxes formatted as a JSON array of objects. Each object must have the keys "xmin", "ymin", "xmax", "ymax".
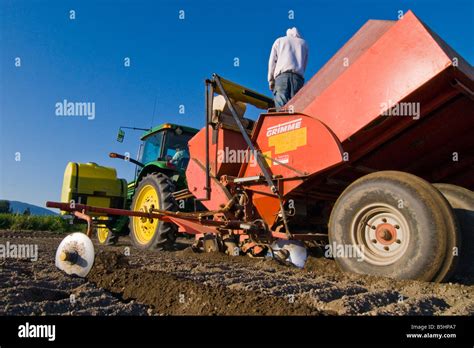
[{"xmin": 268, "ymin": 27, "xmax": 309, "ymax": 83}]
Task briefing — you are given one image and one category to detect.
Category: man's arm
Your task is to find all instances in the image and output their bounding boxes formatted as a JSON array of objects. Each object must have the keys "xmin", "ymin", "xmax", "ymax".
[
  {"xmin": 171, "ymin": 150, "xmax": 183, "ymax": 163},
  {"xmin": 268, "ymin": 40, "xmax": 279, "ymax": 90},
  {"xmin": 303, "ymin": 41, "xmax": 309, "ymax": 73}
]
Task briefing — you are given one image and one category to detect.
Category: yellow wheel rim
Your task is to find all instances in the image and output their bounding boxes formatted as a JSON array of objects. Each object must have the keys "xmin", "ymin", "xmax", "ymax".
[
  {"xmin": 132, "ymin": 184, "xmax": 160, "ymax": 245},
  {"xmin": 97, "ymin": 227, "xmax": 109, "ymax": 244},
  {"xmin": 96, "ymin": 216, "xmax": 109, "ymax": 244}
]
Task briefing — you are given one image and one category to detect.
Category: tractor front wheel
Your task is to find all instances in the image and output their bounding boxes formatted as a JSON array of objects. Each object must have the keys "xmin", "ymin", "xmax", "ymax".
[
  {"xmin": 95, "ymin": 226, "xmax": 119, "ymax": 246},
  {"xmin": 129, "ymin": 173, "xmax": 177, "ymax": 250}
]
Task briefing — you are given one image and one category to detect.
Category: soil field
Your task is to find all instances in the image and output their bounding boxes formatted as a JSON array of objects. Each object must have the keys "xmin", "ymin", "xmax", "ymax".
[{"xmin": 1, "ymin": 230, "xmax": 473, "ymax": 316}]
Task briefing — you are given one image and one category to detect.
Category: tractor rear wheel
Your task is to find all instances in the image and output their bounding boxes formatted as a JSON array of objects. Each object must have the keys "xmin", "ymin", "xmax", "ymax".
[
  {"xmin": 129, "ymin": 173, "xmax": 177, "ymax": 250},
  {"xmin": 329, "ymin": 171, "xmax": 459, "ymax": 282},
  {"xmin": 434, "ymin": 183, "xmax": 474, "ymax": 278}
]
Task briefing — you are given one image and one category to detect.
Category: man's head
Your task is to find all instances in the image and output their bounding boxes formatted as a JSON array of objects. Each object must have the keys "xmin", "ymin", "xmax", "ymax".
[{"xmin": 286, "ymin": 27, "xmax": 302, "ymax": 38}]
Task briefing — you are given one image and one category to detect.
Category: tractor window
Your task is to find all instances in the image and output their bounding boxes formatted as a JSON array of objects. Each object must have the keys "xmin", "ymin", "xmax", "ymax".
[
  {"xmin": 164, "ymin": 148, "xmax": 177, "ymax": 158},
  {"xmin": 164, "ymin": 131, "xmax": 194, "ymax": 169},
  {"xmin": 139, "ymin": 132, "xmax": 164, "ymax": 164}
]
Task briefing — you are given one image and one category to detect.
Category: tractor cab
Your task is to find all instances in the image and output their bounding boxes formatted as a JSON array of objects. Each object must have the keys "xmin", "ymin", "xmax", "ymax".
[{"xmin": 137, "ymin": 124, "xmax": 197, "ymax": 172}]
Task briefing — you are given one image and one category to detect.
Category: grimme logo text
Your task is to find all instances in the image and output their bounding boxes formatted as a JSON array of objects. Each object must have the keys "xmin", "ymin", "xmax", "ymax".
[{"xmin": 266, "ymin": 118, "xmax": 302, "ymax": 137}]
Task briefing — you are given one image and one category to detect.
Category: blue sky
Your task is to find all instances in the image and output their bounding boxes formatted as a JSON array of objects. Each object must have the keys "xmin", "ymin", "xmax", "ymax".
[{"xmin": 1, "ymin": 0, "xmax": 473, "ymax": 209}]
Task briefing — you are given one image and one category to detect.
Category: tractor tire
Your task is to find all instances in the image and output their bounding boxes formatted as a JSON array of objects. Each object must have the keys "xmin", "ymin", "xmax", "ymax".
[
  {"xmin": 329, "ymin": 171, "xmax": 459, "ymax": 282},
  {"xmin": 129, "ymin": 173, "xmax": 177, "ymax": 250},
  {"xmin": 434, "ymin": 183, "xmax": 474, "ymax": 278},
  {"xmin": 95, "ymin": 226, "xmax": 119, "ymax": 246}
]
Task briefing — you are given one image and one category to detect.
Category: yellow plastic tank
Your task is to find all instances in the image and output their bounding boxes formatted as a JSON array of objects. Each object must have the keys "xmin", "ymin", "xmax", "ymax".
[{"xmin": 60, "ymin": 162, "xmax": 127, "ymax": 214}]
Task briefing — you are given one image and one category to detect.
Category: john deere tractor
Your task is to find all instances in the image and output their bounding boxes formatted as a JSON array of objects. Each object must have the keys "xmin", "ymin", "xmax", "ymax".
[{"xmin": 60, "ymin": 123, "xmax": 198, "ymax": 248}]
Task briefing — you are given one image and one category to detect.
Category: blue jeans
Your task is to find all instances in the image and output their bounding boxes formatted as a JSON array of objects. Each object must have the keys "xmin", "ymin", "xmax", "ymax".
[{"xmin": 273, "ymin": 72, "xmax": 304, "ymax": 109}]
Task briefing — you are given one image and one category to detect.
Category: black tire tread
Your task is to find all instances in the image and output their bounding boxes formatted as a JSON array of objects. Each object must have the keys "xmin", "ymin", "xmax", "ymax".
[
  {"xmin": 434, "ymin": 183, "xmax": 474, "ymax": 279},
  {"xmin": 129, "ymin": 173, "xmax": 177, "ymax": 250}
]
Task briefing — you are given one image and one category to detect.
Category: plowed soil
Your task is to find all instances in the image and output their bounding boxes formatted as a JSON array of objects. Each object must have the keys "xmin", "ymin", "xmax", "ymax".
[{"xmin": 1, "ymin": 230, "xmax": 473, "ymax": 316}]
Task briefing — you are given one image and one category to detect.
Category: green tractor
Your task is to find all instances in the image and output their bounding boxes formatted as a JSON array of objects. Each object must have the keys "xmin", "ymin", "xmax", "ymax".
[
  {"xmin": 61, "ymin": 123, "xmax": 198, "ymax": 248},
  {"xmin": 117, "ymin": 123, "xmax": 198, "ymax": 249}
]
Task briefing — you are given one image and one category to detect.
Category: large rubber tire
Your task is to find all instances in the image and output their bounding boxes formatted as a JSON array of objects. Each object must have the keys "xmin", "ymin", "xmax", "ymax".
[
  {"xmin": 329, "ymin": 171, "xmax": 459, "ymax": 282},
  {"xmin": 434, "ymin": 183, "xmax": 474, "ymax": 278},
  {"xmin": 129, "ymin": 173, "xmax": 177, "ymax": 250}
]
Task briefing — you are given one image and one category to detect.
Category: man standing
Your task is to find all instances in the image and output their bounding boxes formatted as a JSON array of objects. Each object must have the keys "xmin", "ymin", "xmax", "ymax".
[{"xmin": 268, "ymin": 27, "xmax": 308, "ymax": 109}]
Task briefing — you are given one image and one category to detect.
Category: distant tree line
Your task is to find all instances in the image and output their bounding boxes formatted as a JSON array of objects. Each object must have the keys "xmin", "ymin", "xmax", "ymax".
[
  {"xmin": 0, "ymin": 200, "xmax": 31, "ymax": 215},
  {"xmin": 0, "ymin": 200, "xmax": 83, "ymax": 232},
  {"xmin": 0, "ymin": 200, "xmax": 12, "ymax": 214}
]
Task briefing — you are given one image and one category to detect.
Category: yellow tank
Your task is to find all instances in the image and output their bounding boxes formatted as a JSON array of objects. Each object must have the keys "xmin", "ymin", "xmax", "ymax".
[{"xmin": 60, "ymin": 162, "xmax": 127, "ymax": 215}]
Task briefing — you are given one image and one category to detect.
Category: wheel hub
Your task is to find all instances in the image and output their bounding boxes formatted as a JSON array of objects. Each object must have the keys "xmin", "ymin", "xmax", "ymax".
[
  {"xmin": 350, "ymin": 203, "xmax": 410, "ymax": 266},
  {"xmin": 375, "ymin": 223, "xmax": 397, "ymax": 245}
]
